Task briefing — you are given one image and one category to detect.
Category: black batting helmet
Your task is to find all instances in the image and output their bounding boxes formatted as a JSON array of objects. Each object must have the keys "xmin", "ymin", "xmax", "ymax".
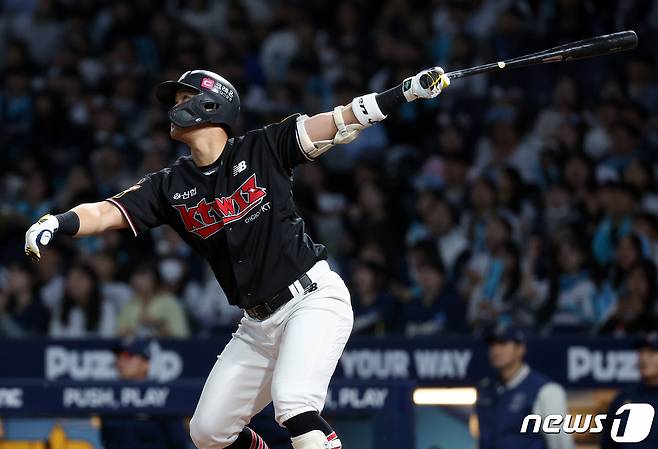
[{"xmin": 155, "ymin": 70, "xmax": 240, "ymax": 135}]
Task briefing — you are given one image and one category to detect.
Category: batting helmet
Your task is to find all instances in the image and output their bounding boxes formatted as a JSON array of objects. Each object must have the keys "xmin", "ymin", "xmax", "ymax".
[{"xmin": 155, "ymin": 70, "xmax": 240, "ymax": 135}]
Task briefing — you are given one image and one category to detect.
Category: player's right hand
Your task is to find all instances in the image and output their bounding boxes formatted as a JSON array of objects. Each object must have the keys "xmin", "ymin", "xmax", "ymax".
[
  {"xmin": 403, "ymin": 66, "xmax": 450, "ymax": 101},
  {"xmin": 25, "ymin": 214, "xmax": 59, "ymax": 262}
]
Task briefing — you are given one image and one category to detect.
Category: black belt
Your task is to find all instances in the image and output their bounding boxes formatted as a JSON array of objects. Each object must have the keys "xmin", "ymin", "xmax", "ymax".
[{"xmin": 245, "ymin": 273, "xmax": 316, "ymax": 321}]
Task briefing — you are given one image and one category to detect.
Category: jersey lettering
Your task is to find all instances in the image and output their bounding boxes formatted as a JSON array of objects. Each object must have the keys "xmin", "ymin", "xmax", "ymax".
[{"xmin": 173, "ymin": 174, "xmax": 267, "ymax": 239}]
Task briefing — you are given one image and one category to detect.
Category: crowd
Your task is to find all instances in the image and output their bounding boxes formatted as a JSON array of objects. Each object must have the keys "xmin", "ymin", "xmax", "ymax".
[{"xmin": 1, "ymin": 0, "xmax": 658, "ymax": 339}]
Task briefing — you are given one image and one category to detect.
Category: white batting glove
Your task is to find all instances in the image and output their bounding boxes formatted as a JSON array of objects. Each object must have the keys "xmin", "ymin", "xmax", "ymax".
[
  {"xmin": 402, "ymin": 66, "xmax": 450, "ymax": 101},
  {"xmin": 25, "ymin": 214, "xmax": 59, "ymax": 261}
]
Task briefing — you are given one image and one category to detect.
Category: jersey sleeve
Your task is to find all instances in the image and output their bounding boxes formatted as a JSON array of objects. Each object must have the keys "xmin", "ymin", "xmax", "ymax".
[
  {"xmin": 106, "ymin": 172, "xmax": 168, "ymax": 236},
  {"xmin": 262, "ymin": 113, "xmax": 310, "ymax": 170}
]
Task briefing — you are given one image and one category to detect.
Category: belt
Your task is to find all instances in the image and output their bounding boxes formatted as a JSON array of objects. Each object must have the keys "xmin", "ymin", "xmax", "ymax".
[{"xmin": 245, "ymin": 273, "xmax": 316, "ymax": 321}]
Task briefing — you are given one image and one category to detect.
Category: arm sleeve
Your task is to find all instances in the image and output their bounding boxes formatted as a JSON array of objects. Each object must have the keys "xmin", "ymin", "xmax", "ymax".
[
  {"xmin": 263, "ymin": 113, "xmax": 309, "ymax": 170},
  {"xmin": 105, "ymin": 172, "xmax": 168, "ymax": 236},
  {"xmin": 533, "ymin": 383, "xmax": 575, "ymax": 449}
]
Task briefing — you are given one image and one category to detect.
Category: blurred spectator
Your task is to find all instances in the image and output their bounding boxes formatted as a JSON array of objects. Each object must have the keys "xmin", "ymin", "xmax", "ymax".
[
  {"xmin": 117, "ymin": 263, "xmax": 189, "ymax": 338},
  {"xmin": 345, "ymin": 181, "xmax": 401, "ymax": 265},
  {"xmin": 614, "ymin": 232, "xmax": 646, "ymax": 277},
  {"xmin": 495, "ymin": 166, "xmax": 535, "ymax": 237},
  {"xmin": 472, "ymin": 104, "xmax": 541, "ymax": 182},
  {"xmin": 601, "ymin": 332, "xmax": 658, "ymax": 449},
  {"xmin": 101, "ymin": 337, "xmax": 188, "ymax": 449},
  {"xmin": 627, "ymin": 55, "xmax": 658, "ymax": 115},
  {"xmin": 600, "ymin": 120, "xmax": 642, "ymax": 171},
  {"xmin": 394, "ymin": 242, "xmax": 467, "ymax": 336},
  {"xmin": 89, "ymin": 250, "xmax": 133, "ymax": 314},
  {"xmin": 624, "ymin": 157, "xmax": 658, "ymax": 213},
  {"xmin": 476, "ymin": 325, "xmax": 575, "ymax": 449},
  {"xmin": 350, "ymin": 260, "xmax": 394, "ymax": 335},
  {"xmin": 462, "ymin": 216, "xmax": 517, "ymax": 330},
  {"xmin": 12, "ymin": 171, "xmax": 53, "ymax": 224},
  {"xmin": 599, "ymin": 261, "xmax": 657, "ymax": 335},
  {"xmin": 583, "ymin": 99, "xmax": 617, "ymax": 159},
  {"xmin": 633, "ymin": 212, "xmax": 658, "ymax": 267},
  {"xmin": 533, "ymin": 77, "xmax": 580, "ymax": 143},
  {"xmin": 0, "ymin": 260, "xmax": 49, "ymax": 336},
  {"xmin": 596, "ymin": 233, "xmax": 648, "ymax": 319},
  {"xmin": 7, "ymin": 0, "xmax": 64, "ymax": 66},
  {"xmin": 467, "ymin": 240, "xmax": 520, "ymax": 332},
  {"xmin": 530, "ymin": 236, "xmax": 598, "ymax": 334},
  {"xmin": 407, "ymin": 190, "xmax": 468, "ymax": 273},
  {"xmin": 541, "ymin": 182, "xmax": 576, "ymax": 234},
  {"xmin": 48, "ymin": 262, "xmax": 116, "ymax": 337},
  {"xmin": 462, "ymin": 177, "xmax": 497, "ymax": 253},
  {"xmin": 183, "ymin": 265, "xmax": 242, "ymax": 335},
  {"xmin": 592, "ymin": 182, "xmax": 637, "ymax": 266}
]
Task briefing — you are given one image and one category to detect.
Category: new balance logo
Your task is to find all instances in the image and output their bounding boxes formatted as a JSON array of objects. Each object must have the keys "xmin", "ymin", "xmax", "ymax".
[{"xmin": 233, "ymin": 161, "xmax": 247, "ymax": 176}]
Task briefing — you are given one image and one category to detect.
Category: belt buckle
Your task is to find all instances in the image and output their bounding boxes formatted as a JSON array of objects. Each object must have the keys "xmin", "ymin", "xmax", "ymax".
[
  {"xmin": 263, "ymin": 301, "xmax": 274, "ymax": 315},
  {"xmin": 256, "ymin": 304, "xmax": 269, "ymax": 320},
  {"xmin": 249, "ymin": 300, "xmax": 273, "ymax": 321}
]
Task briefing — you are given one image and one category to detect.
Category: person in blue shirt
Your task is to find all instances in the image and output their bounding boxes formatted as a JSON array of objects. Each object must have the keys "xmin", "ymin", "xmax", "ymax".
[
  {"xmin": 350, "ymin": 260, "xmax": 395, "ymax": 335},
  {"xmin": 475, "ymin": 325, "xmax": 574, "ymax": 449},
  {"xmin": 601, "ymin": 331, "xmax": 658, "ymax": 449},
  {"xmin": 394, "ymin": 249, "xmax": 467, "ymax": 336},
  {"xmin": 101, "ymin": 338, "xmax": 188, "ymax": 449},
  {"xmin": 592, "ymin": 181, "xmax": 636, "ymax": 266}
]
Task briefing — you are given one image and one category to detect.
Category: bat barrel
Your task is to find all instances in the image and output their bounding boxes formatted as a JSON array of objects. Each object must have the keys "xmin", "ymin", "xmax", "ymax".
[{"xmin": 444, "ymin": 30, "xmax": 638, "ymax": 80}]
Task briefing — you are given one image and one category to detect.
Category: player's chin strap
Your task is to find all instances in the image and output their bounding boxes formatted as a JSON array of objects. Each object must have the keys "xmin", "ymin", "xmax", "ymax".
[
  {"xmin": 291, "ymin": 430, "xmax": 342, "ymax": 449},
  {"xmin": 295, "ymin": 93, "xmax": 387, "ymax": 160}
]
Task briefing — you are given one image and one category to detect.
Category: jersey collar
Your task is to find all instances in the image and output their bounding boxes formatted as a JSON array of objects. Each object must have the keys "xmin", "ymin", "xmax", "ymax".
[{"xmin": 194, "ymin": 139, "xmax": 233, "ymax": 175}]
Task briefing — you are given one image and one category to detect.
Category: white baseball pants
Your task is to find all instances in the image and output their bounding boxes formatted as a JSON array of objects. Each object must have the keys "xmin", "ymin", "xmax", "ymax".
[{"xmin": 189, "ymin": 260, "xmax": 353, "ymax": 449}]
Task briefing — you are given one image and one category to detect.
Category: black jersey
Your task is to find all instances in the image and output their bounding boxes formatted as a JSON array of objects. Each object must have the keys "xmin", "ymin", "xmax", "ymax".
[{"xmin": 106, "ymin": 114, "xmax": 326, "ymax": 308}]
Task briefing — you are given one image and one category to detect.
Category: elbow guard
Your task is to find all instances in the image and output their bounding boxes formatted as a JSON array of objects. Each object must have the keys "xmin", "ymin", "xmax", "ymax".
[{"xmin": 295, "ymin": 105, "xmax": 366, "ymax": 160}]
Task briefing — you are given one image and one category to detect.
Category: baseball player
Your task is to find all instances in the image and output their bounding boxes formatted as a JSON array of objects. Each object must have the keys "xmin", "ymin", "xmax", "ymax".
[{"xmin": 25, "ymin": 67, "xmax": 449, "ymax": 449}]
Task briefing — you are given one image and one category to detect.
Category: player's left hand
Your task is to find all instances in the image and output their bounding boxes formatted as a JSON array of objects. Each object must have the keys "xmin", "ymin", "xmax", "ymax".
[
  {"xmin": 24, "ymin": 214, "xmax": 59, "ymax": 262},
  {"xmin": 403, "ymin": 66, "xmax": 450, "ymax": 101}
]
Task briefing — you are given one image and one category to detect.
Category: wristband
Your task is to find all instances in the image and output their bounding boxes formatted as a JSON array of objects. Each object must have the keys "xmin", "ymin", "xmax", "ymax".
[
  {"xmin": 374, "ymin": 83, "xmax": 407, "ymax": 116},
  {"xmin": 351, "ymin": 93, "xmax": 387, "ymax": 127},
  {"xmin": 54, "ymin": 211, "xmax": 80, "ymax": 236}
]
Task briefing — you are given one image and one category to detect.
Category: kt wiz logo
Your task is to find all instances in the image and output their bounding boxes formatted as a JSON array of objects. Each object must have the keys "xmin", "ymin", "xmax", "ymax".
[
  {"xmin": 173, "ymin": 174, "xmax": 267, "ymax": 238},
  {"xmin": 521, "ymin": 403, "xmax": 655, "ymax": 443}
]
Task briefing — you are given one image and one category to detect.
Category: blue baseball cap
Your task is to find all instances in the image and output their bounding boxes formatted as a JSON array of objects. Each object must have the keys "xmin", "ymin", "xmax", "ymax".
[
  {"xmin": 485, "ymin": 324, "xmax": 526, "ymax": 344},
  {"xmin": 112, "ymin": 338, "xmax": 151, "ymax": 360}
]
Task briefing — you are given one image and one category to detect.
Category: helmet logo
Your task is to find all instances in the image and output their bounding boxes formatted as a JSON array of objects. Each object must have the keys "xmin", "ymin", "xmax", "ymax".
[
  {"xmin": 199, "ymin": 76, "xmax": 235, "ymax": 103},
  {"xmin": 201, "ymin": 77, "xmax": 216, "ymax": 89}
]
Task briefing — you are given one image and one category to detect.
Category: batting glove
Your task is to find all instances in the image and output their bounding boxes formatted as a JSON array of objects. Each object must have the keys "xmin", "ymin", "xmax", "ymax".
[
  {"xmin": 25, "ymin": 214, "xmax": 59, "ymax": 261},
  {"xmin": 402, "ymin": 66, "xmax": 450, "ymax": 101}
]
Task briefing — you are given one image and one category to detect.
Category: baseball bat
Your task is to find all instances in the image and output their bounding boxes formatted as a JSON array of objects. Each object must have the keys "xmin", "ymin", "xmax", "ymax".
[{"xmin": 423, "ymin": 30, "xmax": 637, "ymax": 84}]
